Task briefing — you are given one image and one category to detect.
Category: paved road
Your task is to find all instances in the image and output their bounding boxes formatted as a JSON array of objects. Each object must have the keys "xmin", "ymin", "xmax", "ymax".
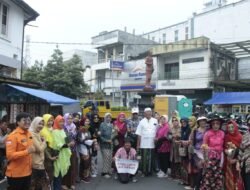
[
  {"xmin": 75, "ymin": 175, "xmax": 185, "ymax": 190},
  {"xmin": 0, "ymin": 175, "xmax": 185, "ymax": 190}
]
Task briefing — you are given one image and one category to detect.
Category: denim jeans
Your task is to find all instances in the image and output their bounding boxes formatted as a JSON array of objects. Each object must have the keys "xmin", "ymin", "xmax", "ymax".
[{"xmin": 53, "ymin": 174, "xmax": 62, "ymax": 190}]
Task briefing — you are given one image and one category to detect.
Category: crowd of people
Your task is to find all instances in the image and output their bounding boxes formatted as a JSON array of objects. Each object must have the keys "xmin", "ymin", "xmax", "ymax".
[{"xmin": 0, "ymin": 107, "xmax": 250, "ymax": 190}]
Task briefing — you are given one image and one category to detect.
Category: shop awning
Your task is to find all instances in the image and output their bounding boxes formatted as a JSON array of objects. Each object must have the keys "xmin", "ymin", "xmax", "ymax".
[
  {"xmin": 204, "ymin": 92, "xmax": 250, "ymax": 105},
  {"xmin": 8, "ymin": 84, "xmax": 79, "ymax": 105}
]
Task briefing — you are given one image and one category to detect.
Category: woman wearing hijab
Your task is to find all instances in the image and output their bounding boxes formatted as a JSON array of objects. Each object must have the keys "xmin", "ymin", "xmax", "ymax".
[
  {"xmin": 41, "ymin": 114, "xmax": 57, "ymax": 185},
  {"xmin": 189, "ymin": 116, "xmax": 208, "ymax": 190},
  {"xmin": 72, "ymin": 113, "xmax": 81, "ymax": 130},
  {"xmin": 188, "ymin": 116, "xmax": 197, "ymax": 131},
  {"xmin": 90, "ymin": 113, "xmax": 101, "ymax": 140},
  {"xmin": 155, "ymin": 115, "xmax": 171, "ymax": 178},
  {"xmin": 200, "ymin": 114, "xmax": 225, "ymax": 190},
  {"xmin": 100, "ymin": 113, "xmax": 114, "ymax": 178},
  {"xmin": 178, "ymin": 117, "xmax": 191, "ymax": 188},
  {"xmin": 113, "ymin": 113, "xmax": 127, "ymax": 155},
  {"xmin": 170, "ymin": 116, "xmax": 181, "ymax": 180},
  {"xmin": 52, "ymin": 115, "xmax": 72, "ymax": 190},
  {"xmin": 62, "ymin": 113, "xmax": 77, "ymax": 190},
  {"xmin": 239, "ymin": 116, "xmax": 250, "ymax": 189},
  {"xmin": 224, "ymin": 120, "xmax": 243, "ymax": 190},
  {"xmin": 30, "ymin": 117, "xmax": 50, "ymax": 190}
]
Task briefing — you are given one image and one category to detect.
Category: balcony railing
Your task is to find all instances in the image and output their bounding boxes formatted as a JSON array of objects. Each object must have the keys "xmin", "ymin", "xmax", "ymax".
[{"xmin": 98, "ymin": 55, "xmax": 124, "ymax": 63}]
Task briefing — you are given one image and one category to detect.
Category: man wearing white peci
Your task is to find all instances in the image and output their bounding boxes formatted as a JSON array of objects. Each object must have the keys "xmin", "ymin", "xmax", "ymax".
[{"xmin": 136, "ymin": 108, "xmax": 158, "ymax": 176}]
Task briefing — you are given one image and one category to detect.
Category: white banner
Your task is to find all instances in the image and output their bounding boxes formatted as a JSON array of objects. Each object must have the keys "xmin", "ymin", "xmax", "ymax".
[{"xmin": 115, "ymin": 159, "xmax": 139, "ymax": 175}]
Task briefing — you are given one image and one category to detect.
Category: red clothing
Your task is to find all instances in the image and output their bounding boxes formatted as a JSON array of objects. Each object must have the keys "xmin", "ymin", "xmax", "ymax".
[
  {"xmin": 114, "ymin": 113, "xmax": 127, "ymax": 147},
  {"xmin": 156, "ymin": 123, "xmax": 171, "ymax": 153}
]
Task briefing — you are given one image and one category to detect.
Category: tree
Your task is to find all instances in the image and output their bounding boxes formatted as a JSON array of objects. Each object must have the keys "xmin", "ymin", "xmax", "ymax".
[
  {"xmin": 23, "ymin": 60, "xmax": 44, "ymax": 82},
  {"xmin": 23, "ymin": 47, "xmax": 89, "ymax": 99}
]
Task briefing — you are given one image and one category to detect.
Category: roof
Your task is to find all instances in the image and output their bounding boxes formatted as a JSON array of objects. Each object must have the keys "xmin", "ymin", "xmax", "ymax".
[
  {"xmin": 10, "ymin": 0, "xmax": 39, "ymax": 23},
  {"xmin": 8, "ymin": 84, "xmax": 79, "ymax": 105},
  {"xmin": 219, "ymin": 40, "xmax": 250, "ymax": 58},
  {"xmin": 204, "ymin": 92, "xmax": 250, "ymax": 105}
]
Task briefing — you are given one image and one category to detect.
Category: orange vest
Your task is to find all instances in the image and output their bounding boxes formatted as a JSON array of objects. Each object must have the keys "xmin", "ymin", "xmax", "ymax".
[{"xmin": 5, "ymin": 127, "xmax": 33, "ymax": 178}]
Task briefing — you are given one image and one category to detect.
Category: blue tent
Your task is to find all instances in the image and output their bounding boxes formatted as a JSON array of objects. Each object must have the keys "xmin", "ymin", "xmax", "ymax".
[
  {"xmin": 204, "ymin": 92, "xmax": 250, "ymax": 105},
  {"xmin": 8, "ymin": 84, "xmax": 79, "ymax": 105}
]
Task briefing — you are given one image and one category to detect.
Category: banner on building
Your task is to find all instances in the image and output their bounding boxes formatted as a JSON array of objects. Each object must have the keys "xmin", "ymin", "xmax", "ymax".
[{"xmin": 115, "ymin": 159, "xmax": 139, "ymax": 175}]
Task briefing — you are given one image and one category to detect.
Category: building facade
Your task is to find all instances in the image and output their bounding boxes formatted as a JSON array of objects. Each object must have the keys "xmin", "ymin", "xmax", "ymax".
[
  {"xmin": 142, "ymin": 0, "xmax": 250, "ymax": 44},
  {"xmin": 0, "ymin": 0, "xmax": 39, "ymax": 79},
  {"xmin": 91, "ymin": 29, "xmax": 155, "ymax": 106}
]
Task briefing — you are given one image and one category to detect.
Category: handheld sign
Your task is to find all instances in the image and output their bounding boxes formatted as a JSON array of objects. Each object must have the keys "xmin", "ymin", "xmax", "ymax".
[{"xmin": 115, "ymin": 158, "xmax": 139, "ymax": 175}]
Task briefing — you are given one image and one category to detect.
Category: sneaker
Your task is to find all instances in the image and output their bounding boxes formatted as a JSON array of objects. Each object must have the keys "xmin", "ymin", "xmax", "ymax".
[
  {"xmin": 157, "ymin": 173, "xmax": 165, "ymax": 178},
  {"xmin": 91, "ymin": 174, "xmax": 97, "ymax": 178},
  {"xmin": 113, "ymin": 173, "xmax": 118, "ymax": 180},
  {"xmin": 0, "ymin": 177, "xmax": 6, "ymax": 184},
  {"xmin": 132, "ymin": 177, "xmax": 138, "ymax": 183},
  {"xmin": 104, "ymin": 174, "xmax": 111, "ymax": 179},
  {"xmin": 157, "ymin": 170, "xmax": 164, "ymax": 176},
  {"xmin": 61, "ymin": 185, "xmax": 69, "ymax": 190},
  {"xmin": 81, "ymin": 177, "xmax": 90, "ymax": 183},
  {"xmin": 184, "ymin": 186, "xmax": 193, "ymax": 190}
]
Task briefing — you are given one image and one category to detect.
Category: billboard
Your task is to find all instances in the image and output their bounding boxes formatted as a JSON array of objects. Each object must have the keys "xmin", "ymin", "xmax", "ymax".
[{"xmin": 120, "ymin": 58, "xmax": 157, "ymax": 91}]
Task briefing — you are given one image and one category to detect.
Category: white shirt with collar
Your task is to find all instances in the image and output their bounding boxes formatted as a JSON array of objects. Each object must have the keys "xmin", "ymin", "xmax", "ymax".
[{"xmin": 136, "ymin": 117, "xmax": 158, "ymax": 149}]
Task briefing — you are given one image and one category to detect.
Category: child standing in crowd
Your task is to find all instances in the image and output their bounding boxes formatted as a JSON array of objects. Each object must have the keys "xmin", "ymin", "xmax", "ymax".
[{"xmin": 77, "ymin": 118, "xmax": 92, "ymax": 183}]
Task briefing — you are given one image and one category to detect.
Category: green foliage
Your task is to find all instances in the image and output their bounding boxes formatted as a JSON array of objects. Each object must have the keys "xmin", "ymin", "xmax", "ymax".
[
  {"xmin": 92, "ymin": 90, "xmax": 105, "ymax": 100},
  {"xmin": 23, "ymin": 47, "xmax": 89, "ymax": 99},
  {"xmin": 23, "ymin": 60, "xmax": 44, "ymax": 82}
]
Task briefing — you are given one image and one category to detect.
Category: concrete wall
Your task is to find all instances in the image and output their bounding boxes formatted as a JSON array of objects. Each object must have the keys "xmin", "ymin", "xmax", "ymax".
[
  {"xmin": 194, "ymin": 0, "xmax": 250, "ymax": 43},
  {"xmin": 157, "ymin": 49, "xmax": 212, "ymax": 90},
  {"xmin": 238, "ymin": 57, "xmax": 250, "ymax": 79},
  {"xmin": 0, "ymin": 0, "xmax": 25, "ymax": 78}
]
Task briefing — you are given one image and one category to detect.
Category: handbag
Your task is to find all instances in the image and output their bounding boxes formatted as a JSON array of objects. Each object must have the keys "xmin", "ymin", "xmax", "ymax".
[
  {"xmin": 179, "ymin": 146, "xmax": 187, "ymax": 157},
  {"xmin": 188, "ymin": 144, "xmax": 195, "ymax": 154}
]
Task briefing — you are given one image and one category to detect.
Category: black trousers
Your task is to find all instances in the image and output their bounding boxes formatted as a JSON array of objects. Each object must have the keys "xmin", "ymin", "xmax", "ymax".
[
  {"xmin": 158, "ymin": 152, "xmax": 170, "ymax": 173},
  {"xmin": 7, "ymin": 175, "xmax": 31, "ymax": 190}
]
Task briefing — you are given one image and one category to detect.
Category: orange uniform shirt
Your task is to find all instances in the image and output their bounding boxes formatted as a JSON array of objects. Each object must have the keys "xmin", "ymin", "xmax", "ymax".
[{"xmin": 5, "ymin": 127, "xmax": 33, "ymax": 178}]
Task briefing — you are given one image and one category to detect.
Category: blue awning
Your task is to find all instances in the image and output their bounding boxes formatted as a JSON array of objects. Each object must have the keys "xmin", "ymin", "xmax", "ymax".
[
  {"xmin": 8, "ymin": 84, "xmax": 79, "ymax": 105},
  {"xmin": 204, "ymin": 92, "xmax": 250, "ymax": 105}
]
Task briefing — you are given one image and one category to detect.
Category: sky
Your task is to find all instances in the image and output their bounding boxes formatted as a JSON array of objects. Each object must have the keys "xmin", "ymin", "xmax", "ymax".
[{"xmin": 23, "ymin": 0, "xmax": 237, "ymax": 65}]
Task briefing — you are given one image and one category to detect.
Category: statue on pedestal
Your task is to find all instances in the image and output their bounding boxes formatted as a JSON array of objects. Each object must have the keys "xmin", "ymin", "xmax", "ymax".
[{"xmin": 143, "ymin": 52, "xmax": 154, "ymax": 91}]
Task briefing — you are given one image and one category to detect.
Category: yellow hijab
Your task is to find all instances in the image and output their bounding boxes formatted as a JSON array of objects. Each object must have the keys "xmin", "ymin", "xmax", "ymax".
[
  {"xmin": 189, "ymin": 116, "xmax": 197, "ymax": 130},
  {"xmin": 40, "ymin": 114, "xmax": 54, "ymax": 148}
]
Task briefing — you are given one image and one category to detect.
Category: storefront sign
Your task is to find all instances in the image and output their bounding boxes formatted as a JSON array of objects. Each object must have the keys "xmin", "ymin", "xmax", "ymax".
[{"xmin": 110, "ymin": 61, "xmax": 124, "ymax": 71}]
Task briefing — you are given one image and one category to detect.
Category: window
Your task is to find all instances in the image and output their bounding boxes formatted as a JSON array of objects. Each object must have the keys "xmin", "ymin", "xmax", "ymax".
[
  {"xmin": 164, "ymin": 63, "xmax": 179, "ymax": 80},
  {"xmin": 182, "ymin": 57, "xmax": 204, "ymax": 64},
  {"xmin": 185, "ymin": 27, "xmax": 189, "ymax": 40},
  {"xmin": 174, "ymin": 30, "xmax": 178, "ymax": 42},
  {"xmin": 162, "ymin": 33, "xmax": 166, "ymax": 44},
  {"xmin": 0, "ymin": 3, "xmax": 8, "ymax": 36}
]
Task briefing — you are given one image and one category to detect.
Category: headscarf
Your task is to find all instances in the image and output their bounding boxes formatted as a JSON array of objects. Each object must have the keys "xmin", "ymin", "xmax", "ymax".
[
  {"xmin": 180, "ymin": 117, "xmax": 191, "ymax": 141},
  {"xmin": 64, "ymin": 113, "xmax": 76, "ymax": 135},
  {"xmin": 189, "ymin": 116, "xmax": 197, "ymax": 130},
  {"xmin": 29, "ymin": 117, "xmax": 44, "ymax": 133},
  {"xmin": 41, "ymin": 114, "xmax": 54, "ymax": 148},
  {"xmin": 225, "ymin": 120, "xmax": 242, "ymax": 148},
  {"xmin": 79, "ymin": 118, "xmax": 90, "ymax": 131},
  {"xmin": 114, "ymin": 113, "xmax": 126, "ymax": 131},
  {"xmin": 104, "ymin": 113, "xmax": 112, "ymax": 123},
  {"xmin": 157, "ymin": 115, "xmax": 170, "ymax": 137},
  {"xmin": 53, "ymin": 115, "xmax": 64, "ymax": 130}
]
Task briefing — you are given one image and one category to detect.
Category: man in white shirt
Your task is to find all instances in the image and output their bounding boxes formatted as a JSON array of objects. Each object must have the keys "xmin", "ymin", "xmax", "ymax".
[{"xmin": 136, "ymin": 108, "xmax": 158, "ymax": 176}]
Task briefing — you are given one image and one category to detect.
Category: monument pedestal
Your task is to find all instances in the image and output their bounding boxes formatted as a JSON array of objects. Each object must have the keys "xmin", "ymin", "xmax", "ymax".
[{"xmin": 138, "ymin": 91, "xmax": 157, "ymax": 114}]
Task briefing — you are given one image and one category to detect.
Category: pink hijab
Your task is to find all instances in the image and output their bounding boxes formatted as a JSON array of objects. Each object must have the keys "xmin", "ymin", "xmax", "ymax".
[{"xmin": 114, "ymin": 113, "xmax": 127, "ymax": 135}]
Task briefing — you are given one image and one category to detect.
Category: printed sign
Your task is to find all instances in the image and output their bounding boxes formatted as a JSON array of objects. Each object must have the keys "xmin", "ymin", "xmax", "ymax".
[
  {"xmin": 115, "ymin": 159, "xmax": 139, "ymax": 175},
  {"xmin": 110, "ymin": 61, "xmax": 124, "ymax": 71}
]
